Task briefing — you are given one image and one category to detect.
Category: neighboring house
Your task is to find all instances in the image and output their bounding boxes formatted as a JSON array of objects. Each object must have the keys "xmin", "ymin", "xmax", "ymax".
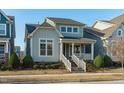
[
  {"xmin": 92, "ymin": 14, "xmax": 124, "ymax": 61},
  {"xmin": 0, "ymin": 10, "xmax": 15, "ymax": 61},
  {"xmin": 15, "ymin": 46, "xmax": 21, "ymax": 57},
  {"xmin": 83, "ymin": 27, "xmax": 105, "ymax": 58},
  {"xmin": 24, "ymin": 17, "xmax": 96, "ymax": 72}
]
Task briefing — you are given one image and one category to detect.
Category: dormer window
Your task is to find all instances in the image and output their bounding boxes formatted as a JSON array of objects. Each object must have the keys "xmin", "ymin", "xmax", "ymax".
[
  {"xmin": 117, "ymin": 29, "xmax": 123, "ymax": 36},
  {"xmin": 67, "ymin": 27, "xmax": 72, "ymax": 32},
  {"xmin": 61, "ymin": 26, "xmax": 66, "ymax": 32},
  {"xmin": 73, "ymin": 27, "xmax": 78, "ymax": 32},
  {"xmin": 0, "ymin": 24, "xmax": 6, "ymax": 35},
  {"xmin": 60, "ymin": 26, "xmax": 79, "ymax": 33}
]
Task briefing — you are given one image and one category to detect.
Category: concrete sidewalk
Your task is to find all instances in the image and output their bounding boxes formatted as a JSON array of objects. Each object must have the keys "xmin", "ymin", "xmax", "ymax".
[{"xmin": 0, "ymin": 72, "xmax": 123, "ymax": 78}]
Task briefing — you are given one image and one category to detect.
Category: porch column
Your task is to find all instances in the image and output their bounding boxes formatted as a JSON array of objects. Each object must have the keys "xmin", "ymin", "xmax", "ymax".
[
  {"xmin": 60, "ymin": 38, "xmax": 63, "ymax": 60},
  {"xmin": 72, "ymin": 43, "xmax": 74, "ymax": 55},
  {"xmin": 5, "ymin": 41, "xmax": 9, "ymax": 53},
  {"xmin": 91, "ymin": 43, "xmax": 94, "ymax": 60}
]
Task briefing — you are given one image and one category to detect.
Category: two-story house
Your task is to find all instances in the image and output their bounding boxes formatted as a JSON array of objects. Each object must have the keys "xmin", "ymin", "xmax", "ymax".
[
  {"xmin": 24, "ymin": 17, "xmax": 96, "ymax": 72},
  {"xmin": 0, "ymin": 10, "xmax": 15, "ymax": 61},
  {"xmin": 92, "ymin": 14, "xmax": 124, "ymax": 62}
]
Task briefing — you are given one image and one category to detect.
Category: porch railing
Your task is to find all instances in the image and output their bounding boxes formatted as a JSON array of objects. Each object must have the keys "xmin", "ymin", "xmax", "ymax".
[
  {"xmin": 61, "ymin": 54, "xmax": 71, "ymax": 72},
  {"xmin": 74, "ymin": 53, "xmax": 91, "ymax": 60},
  {"xmin": 72, "ymin": 54, "xmax": 86, "ymax": 72}
]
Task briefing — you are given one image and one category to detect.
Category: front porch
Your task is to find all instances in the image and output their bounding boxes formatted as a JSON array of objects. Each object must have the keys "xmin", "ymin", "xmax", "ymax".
[
  {"xmin": 60, "ymin": 38, "xmax": 96, "ymax": 60},
  {"xmin": 0, "ymin": 38, "xmax": 9, "ymax": 62}
]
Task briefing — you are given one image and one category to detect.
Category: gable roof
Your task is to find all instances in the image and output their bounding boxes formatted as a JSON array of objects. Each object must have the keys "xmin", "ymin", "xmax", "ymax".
[
  {"xmin": 84, "ymin": 27, "xmax": 105, "ymax": 37},
  {"xmin": 0, "ymin": 10, "xmax": 12, "ymax": 22},
  {"xmin": 25, "ymin": 24, "xmax": 39, "ymax": 35},
  {"xmin": 46, "ymin": 17, "xmax": 85, "ymax": 26},
  {"xmin": 92, "ymin": 14, "xmax": 124, "ymax": 37}
]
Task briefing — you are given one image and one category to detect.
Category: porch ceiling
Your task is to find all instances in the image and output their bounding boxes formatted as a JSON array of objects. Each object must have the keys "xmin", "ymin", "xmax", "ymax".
[{"xmin": 61, "ymin": 37, "xmax": 96, "ymax": 43}]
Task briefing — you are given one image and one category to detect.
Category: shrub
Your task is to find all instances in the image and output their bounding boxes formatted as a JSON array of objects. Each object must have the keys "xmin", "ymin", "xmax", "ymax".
[
  {"xmin": 93, "ymin": 55, "xmax": 104, "ymax": 68},
  {"xmin": 6, "ymin": 65, "xmax": 13, "ymax": 71},
  {"xmin": 8, "ymin": 52, "xmax": 20, "ymax": 69},
  {"xmin": 86, "ymin": 63, "xmax": 97, "ymax": 72},
  {"xmin": 22, "ymin": 55, "xmax": 33, "ymax": 68},
  {"xmin": 51, "ymin": 64, "xmax": 60, "ymax": 69},
  {"xmin": 103, "ymin": 55, "xmax": 113, "ymax": 67},
  {"xmin": 40, "ymin": 65, "xmax": 46, "ymax": 69},
  {"xmin": 0, "ymin": 65, "xmax": 7, "ymax": 71},
  {"xmin": 33, "ymin": 64, "xmax": 40, "ymax": 70}
]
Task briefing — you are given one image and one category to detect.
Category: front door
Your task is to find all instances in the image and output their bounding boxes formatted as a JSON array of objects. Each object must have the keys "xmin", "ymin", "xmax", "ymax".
[{"xmin": 74, "ymin": 44, "xmax": 81, "ymax": 57}]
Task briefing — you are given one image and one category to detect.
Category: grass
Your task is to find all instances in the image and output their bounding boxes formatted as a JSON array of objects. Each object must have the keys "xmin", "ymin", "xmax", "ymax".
[{"xmin": 0, "ymin": 69, "xmax": 69, "ymax": 76}]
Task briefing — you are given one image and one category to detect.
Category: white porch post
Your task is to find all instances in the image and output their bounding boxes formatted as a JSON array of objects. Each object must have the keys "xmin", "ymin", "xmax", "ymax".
[
  {"xmin": 91, "ymin": 43, "xmax": 94, "ymax": 60},
  {"xmin": 72, "ymin": 43, "xmax": 74, "ymax": 55},
  {"xmin": 60, "ymin": 38, "xmax": 63, "ymax": 60},
  {"xmin": 5, "ymin": 41, "xmax": 9, "ymax": 53}
]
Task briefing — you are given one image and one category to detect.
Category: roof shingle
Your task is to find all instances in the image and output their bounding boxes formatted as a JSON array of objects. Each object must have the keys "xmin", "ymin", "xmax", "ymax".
[{"xmin": 47, "ymin": 17, "xmax": 85, "ymax": 26}]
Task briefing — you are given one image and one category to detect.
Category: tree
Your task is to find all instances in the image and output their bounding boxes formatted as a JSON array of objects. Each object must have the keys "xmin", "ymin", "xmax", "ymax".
[
  {"xmin": 107, "ymin": 36, "xmax": 124, "ymax": 69},
  {"xmin": 8, "ymin": 52, "xmax": 20, "ymax": 69},
  {"xmin": 22, "ymin": 55, "xmax": 34, "ymax": 68}
]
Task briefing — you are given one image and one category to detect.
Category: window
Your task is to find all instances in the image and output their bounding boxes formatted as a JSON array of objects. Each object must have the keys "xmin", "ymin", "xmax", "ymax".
[
  {"xmin": 73, "ymin": 27, "xmax": 78, "ymax": 32},
  {"xmin": 67, "ymin": 27, "xmax": 72, "ymax": 32},
  {"xmin": 60, "ymin": 26, "xmax": 79, "ymax": 33},
  {"xmin": 85, "ymin": 44, "xmax": 91, "ymax": 53},
  {"xmin": 0, "ymin": 45, "xmax": 4, "ymax": 54},
  {"xmin": 39, "ymin": 39, "xmax": 53, "ymax": 56},
  {"xmin": 118, "ymin": 30, "xmax": 122, "ymax": 36},
  {"xmin": 0, "ymin": 24, "xmax": 6, "ymax": 35},
  {"xmin": 60, "ymin": 27, "xmax": 66, "ymax": 32}
]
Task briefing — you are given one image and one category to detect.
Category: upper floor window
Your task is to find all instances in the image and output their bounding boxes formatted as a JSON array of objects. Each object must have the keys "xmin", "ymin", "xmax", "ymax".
[
  {"xmin": 0, "ymin": 24, "xmax": 6, "ymax": 35},
  {"xmin": 67, "ymin": 27, "xmax": 72, "ymax": 32},
  {"xmin": 60, "ymin": 26, "xmax": 79, "ymax": 33},
  {"xmin": 60, "ymin": 27, "xmax": 66, "ymax": 32},
  {"xmin": 117, "ymin": 29, "xmax": 123, "ymax": 36},
  {"xmin": 73, "ymin": 27, "xmax": 78, "ymax": 32}
]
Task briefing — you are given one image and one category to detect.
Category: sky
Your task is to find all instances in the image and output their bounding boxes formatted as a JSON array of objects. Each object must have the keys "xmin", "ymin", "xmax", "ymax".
[{"xmin": 3, "ymin": 9, "xmax": 124, "ymax": 51}]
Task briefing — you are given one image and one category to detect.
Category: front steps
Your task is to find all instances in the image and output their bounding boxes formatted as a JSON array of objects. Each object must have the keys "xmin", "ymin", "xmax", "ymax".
[{"xmin": 70, "ymin": 59, "xmax": 84, "ymax": 73}]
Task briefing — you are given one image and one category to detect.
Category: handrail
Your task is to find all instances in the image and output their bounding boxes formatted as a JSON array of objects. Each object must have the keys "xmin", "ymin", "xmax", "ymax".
[
  {"xmin": 72, "ymin": 54, "xmax": 86, "ymax": 72},
  {"xmin": 72, "ymin": 54, "xmax": 80, "ymax": 67},
  {"xmin": 61, "ymin": 54, "xmax": 71, "ymax": 72}
]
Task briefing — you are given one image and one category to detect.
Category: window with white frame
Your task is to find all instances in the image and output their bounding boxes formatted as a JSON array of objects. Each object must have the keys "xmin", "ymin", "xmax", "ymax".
[
  {"xmin": 60, "ymin": 26, "xmax": 66, "ymax": 32},
  {"xmin": 60, "ymin": 26, "xmax": 79, "ymax": 33},
  {"xmin": 73, "ymin": 27, "xmax": 78, "ymax": 32},
  {"xmin": 0, "ymin": 24, "xmax": 6, "ymax": 35},
  {"xmin": 39, "ymin": 39, "xmax": 53, "ymax": 56},
  {"xmin": 67, "ymin": 27, "xmax": 72, "ymax": 32},
  {"xmin": 117, "ymin": 29, "xmax": 123, "ymax": 36}
]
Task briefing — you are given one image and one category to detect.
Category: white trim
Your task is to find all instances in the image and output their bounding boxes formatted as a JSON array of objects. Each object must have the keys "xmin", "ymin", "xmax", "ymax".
[
  {"xmin": 30, "ymin": 38, "xmax": 33, "ymax": 56},
  {"xmin": 0, "ymin": 24, "xmax": 6, "ymax": 36},
  {"xmin": 9, "ymin": 23, "xmax": 11, "ymax": 37},
  {"xmin": 0, "ymin": 14, "xmax": 1, "ymax": 21},
  {"xmin": 91, "ymin": 43, "xmax": 94, "ymax": 60},
  {"xmin": 39, "ymin": 38, "xmax": 54, "ymax": 57},
  {"xmin": 60, "ymin": 25, "xmax": 79, "ymax": 34}
]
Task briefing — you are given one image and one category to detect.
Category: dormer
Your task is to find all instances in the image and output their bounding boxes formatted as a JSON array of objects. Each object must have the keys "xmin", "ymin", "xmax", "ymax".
[{"xmin": 45, "ymin": 17, "xmax": 86, "ymax": 38}]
